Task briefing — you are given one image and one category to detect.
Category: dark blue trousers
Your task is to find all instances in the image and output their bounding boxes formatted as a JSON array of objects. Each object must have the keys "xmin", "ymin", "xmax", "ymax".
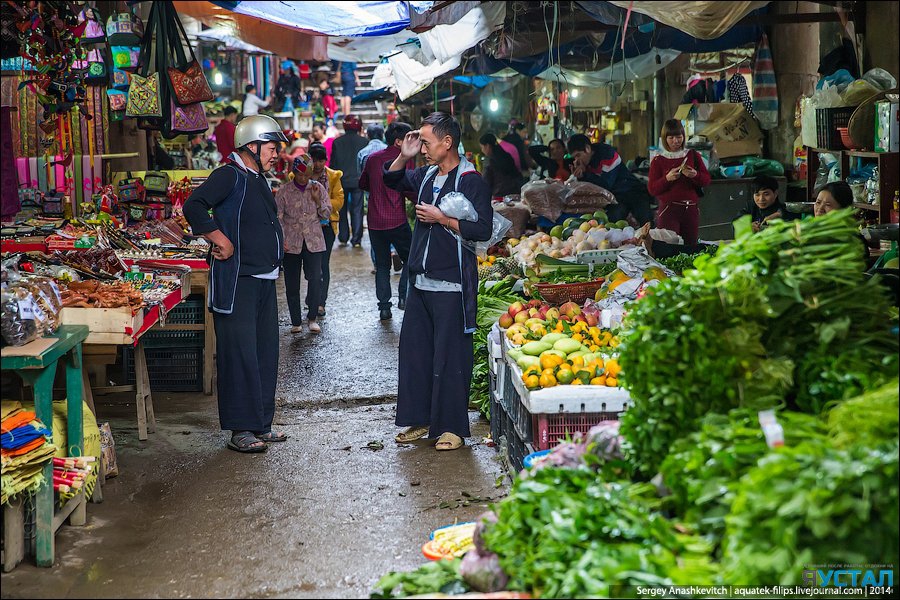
[
  {"xmin": 396, "ymin": 285, "xmax": 473, "ymax": 438},
  {"xmin": 213, "ymin": 276, "xmax": 279, "ymax": 434}
]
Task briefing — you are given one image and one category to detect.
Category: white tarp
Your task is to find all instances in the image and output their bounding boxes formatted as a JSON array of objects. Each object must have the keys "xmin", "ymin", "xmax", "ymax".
[
  {"xmin": 607, "ymin": 1, "xmax": 770, "ymax": 40},
  {"xmin": 535, "ymin": 48, "xmax": 681, "ymax": 85},
  {"xmin": 194, "ymin": 26, "xmax": 272, "ymax": 54},
  {"xmin": 328, "ymin": 32, "xmax": 418, "ymax": 63},
  {"xmin": 386, "ymin": 2, "xmax": 506, "ymax": 100}
]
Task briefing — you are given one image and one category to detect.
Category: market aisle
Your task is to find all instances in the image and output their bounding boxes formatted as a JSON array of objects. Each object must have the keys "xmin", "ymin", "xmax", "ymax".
[{"xmin": 1, "ymin": 232, "xmax": 505, "ymax": 599}]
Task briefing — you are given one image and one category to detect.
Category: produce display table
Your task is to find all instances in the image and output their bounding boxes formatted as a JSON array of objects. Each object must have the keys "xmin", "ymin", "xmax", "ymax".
[
  {"xmin": 65, "ymin": 287, "xmax": 189, "ymax": 441},
  {"xmin": 1, "ymin": 325, "xmax": 88, "ymax": 568}
]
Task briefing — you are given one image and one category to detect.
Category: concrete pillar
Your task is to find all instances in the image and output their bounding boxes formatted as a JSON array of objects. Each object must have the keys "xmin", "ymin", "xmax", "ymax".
[
  {"xmin": 863, "ymin": 1, "xmax": 899, "ymax": 79},
  {"xmin": 767, "ymin": 1, "xmax": 821, "ymax": 165}
]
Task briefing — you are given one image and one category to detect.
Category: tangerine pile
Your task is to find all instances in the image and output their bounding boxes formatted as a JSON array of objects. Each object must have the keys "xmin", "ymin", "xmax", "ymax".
[{"xmin": 522, "ymin": 356, "xmax": 622, "ymax": 390}]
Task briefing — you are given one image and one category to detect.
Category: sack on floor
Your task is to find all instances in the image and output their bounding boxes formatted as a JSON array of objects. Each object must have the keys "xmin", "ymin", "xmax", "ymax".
[{"xmin": 99, "ymin": 422, "xmax": 119, "ymax": 479}]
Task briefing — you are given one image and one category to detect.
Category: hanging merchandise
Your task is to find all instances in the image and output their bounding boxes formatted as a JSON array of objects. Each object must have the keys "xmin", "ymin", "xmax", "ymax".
[
  {"xmin": 78, "ymin": 6, "xmax": 106, "ymax": 46},
  {"xmin": 752, "ymin": 34, "xmax": 778, "ymax": 130},
  {"xmin": 727, "ymin": 73, "xmax": 756, "ymax": 119},
  {"xmin": 111, "ymin": 68, "xmax": 130, "ymax": 91},
  {"xmin": 106, "ymin": 11, "xmax": 144, "ymax": 46},
  {"xmin": 110, "ymin": 46, "xmax": 140, "ymax": 71},
  {"xmin": 165, "ymin": 13, "xmax": 213, "ymax": 105},
  {"xmin": 73, "ymin": 48, "xmax": 107, "ymax": 84}
]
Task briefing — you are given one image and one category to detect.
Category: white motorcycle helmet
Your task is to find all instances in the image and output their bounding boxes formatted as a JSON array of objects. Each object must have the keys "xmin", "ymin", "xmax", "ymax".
[{"xmin": 234, "ymin": 114, "xmax": 289, "ymax": 171}]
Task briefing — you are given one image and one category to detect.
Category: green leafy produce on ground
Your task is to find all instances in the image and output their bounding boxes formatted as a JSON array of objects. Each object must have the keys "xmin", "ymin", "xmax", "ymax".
[
  {"xmin": 721, "ymin": 439, "xmax": 899, "ymax": 585},
  {"xmin": 481, "ymin": 467, "xmax": 718, "ymax": 598},
  {"xmin": 618, "ymin": 210, "xmax": 899, "ymax": 477},
  {"xmin": 660, "ymin": 409, "xmax": 827, "ymax": 549},
  {"xmin": 471, "ymin": 277, "xmax": 523, "ymax": 419},
  {"xmin": 371, "ymin": 558, "xmax": 468, "ymax": 598}
]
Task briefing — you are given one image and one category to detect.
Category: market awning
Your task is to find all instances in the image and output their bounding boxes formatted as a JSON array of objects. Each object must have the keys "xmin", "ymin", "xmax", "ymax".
[
  {"xmin": 210, "ymin": 1, "xmax": 434, "ymax": 37},
  {"xmin": 605, "ymin": 1, "xmax": 770, "ymax": 40},
  {"xmin": 173, "ymin": 1, "xmax": 328, "ymax": 60},
  {"xmin": 535, "ymin": 48, "xmax": 682, "ymax": 86},
  {"xmin": 194, "ymin": 26, "xmax": 272, "ymax": 54}
]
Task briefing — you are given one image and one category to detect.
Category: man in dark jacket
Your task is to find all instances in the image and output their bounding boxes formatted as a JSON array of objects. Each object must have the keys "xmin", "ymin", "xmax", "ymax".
[
  {"xmin": 384, "ymin": 112, "xmax": 492, "ymax": 452},
  {"xmin": 567, "ymin": 133, "xmax": 653, "ymax": 225},
  {"xmin": 330, "ymin": 114, "xmax": 370, "ymax": 247},
  {"xmin": 183, "ymin": 115, "xmax": 289, "ymax": 454}
]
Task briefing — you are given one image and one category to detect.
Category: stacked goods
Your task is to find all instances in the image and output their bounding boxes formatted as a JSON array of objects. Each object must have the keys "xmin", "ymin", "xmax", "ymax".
[
  {"xmin": 1, "ymin": 401, "xmax": 56, "ymax": 504},
  {"xmin": 618, "ymin": 211, "xmax": 899, "ymax": 477},
  {"xmin": 507, "ymin": 211, "xmax": 639, "ymax": 267},
  {"xmin": 59, "ymin": 280, "xmax": 145, "ymax": 309},
  {"xmin": 559, "ymin": 180, "xmax": 616, "ymax": 214},
  {"xmin": 52, "ymin": 456, "xmax": 97, "ymax": 494},
  {"xmin": 0, "ymin": 273, "xmax": 62, "ymax": 347}
]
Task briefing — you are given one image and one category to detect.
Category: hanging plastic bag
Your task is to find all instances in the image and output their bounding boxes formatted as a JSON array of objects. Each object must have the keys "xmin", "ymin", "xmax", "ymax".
[
  {"xmin": 862, "ymin": 68, "xmax": 898, "ymax": 92},
  {"xmin": 439, "ymin": 192, "xmax": 512, "ymax": 257}
]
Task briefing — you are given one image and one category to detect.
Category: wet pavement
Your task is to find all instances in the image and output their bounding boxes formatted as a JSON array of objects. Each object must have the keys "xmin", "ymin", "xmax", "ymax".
[{"xmin": 1, "ymin": 233, "xmax": 507, "ymax": 599}]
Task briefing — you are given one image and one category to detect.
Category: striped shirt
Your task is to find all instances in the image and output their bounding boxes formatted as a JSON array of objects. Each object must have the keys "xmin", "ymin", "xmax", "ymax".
[{"xmin": 358, "ymin": 145, "xmax": 414, "ymax": 231}]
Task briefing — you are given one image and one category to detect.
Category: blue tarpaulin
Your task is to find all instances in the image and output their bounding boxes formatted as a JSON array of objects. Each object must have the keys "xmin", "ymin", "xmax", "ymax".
[{"xmin": 211, "ymin": 1, "xmax": 434, "ymax": 37}]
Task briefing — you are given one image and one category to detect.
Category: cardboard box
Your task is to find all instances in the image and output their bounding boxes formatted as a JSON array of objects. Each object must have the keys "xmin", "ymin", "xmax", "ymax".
[{"xmin": 676, "ymin": 103, "xmax": 763, "ymax": 158}]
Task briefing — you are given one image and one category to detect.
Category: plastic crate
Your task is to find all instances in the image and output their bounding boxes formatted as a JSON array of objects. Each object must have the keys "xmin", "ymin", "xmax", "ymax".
[
  {"xmin": 122, "ymin": 346, "xmax": 203, "ymax": 391},
  {"xmin": 494, "ymin": 399, "xmax": 534, "ymax": 473},
  {"xmin": 164, "ymin": 294, "xmax": 205, "ymax": 324},
  {"xmin": 532, "ymin": 410, "xmax": 624, "ymax": 451},
  {"xmin": 816, "ymin": 107, "xmax": 855, "ymax": 150},
  {"xmin": 140, "ymin": 329, "xmax": 204, "ymax": 348}
]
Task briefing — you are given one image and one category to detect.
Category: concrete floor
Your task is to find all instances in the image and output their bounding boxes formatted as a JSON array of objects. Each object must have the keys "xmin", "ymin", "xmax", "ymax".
[{"xmin": 1, "ymin": 232, "xmax": 507, "ymax": 599}]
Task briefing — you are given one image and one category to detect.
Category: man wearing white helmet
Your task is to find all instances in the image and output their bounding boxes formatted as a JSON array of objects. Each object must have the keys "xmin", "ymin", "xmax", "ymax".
[{"xmin": 184, "ymin": 114, "xmax": 290, "ymax": 454}]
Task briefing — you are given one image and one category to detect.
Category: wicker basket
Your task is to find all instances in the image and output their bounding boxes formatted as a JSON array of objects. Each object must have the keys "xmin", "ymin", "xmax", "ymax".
[{"xmin": 533, "ymin": 278, "xmax": 605, "ymax": 304}]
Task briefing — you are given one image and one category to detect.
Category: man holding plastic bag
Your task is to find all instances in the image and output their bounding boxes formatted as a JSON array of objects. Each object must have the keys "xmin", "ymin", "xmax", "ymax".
[{"xmin": 383, "ymin": 112, "xmax": 494, "ymax": 451}]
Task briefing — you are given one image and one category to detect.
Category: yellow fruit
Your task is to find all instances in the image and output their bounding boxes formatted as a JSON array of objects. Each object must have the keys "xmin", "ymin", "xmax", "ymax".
[
  {"xmin": 590, "ymin": 376, "xmax": 606, "ymax": 386},
  {"xmin": 571, "ymin": 379, "xmax": 584, "ymax": 385},
  {"xmin": 609, "ymin": 337, "xmax": 621, "ymax": 348},
  {"xmin": 589, "ymin": 344, "xmax": 600, "ymax": 353},
  {"xmin": 541, "ymin": 367, "xmax": 556, "ymax": 378},
  {"xmin": 569, "ymin": 355, "xmax": 585, "ymax": 367},
  {"xmin": 605, "ymin": 359, "xmax": 620, "ymax": 377},
  {"xmin": 606, "ymin": 377, "xmax": 618, "ymax": 387},
  {"xmin": 572, "ymin": 333, "xmax": 584, "ymax": 343},
  {"xmin": 523, "ymin": 366, "xmax": 541, "ymax": 378},
  {"xmin": 539, "ymin": 373, "xmax": 557, "ymax": 388},
  {"xmin": 524, "ymin": 375, "xmax": 540, "ymax": 389},
  {"xmin": 539, "ymin": 354, "xmax": 560, "ymax": 370},
  {"xmin": 556, "ymin": 369, "xmax": 575, "ymax": 384}
]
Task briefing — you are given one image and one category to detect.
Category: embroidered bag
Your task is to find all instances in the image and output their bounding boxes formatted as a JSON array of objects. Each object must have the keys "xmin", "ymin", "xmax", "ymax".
[{"xmin": 164, "ymin": 5, "xmax": 213, "ymax": 104}]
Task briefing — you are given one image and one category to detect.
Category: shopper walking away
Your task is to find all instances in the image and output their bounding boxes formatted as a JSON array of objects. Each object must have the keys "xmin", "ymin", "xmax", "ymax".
[
  {"xmin": 358, "ymin": 124, "xmax": 387, "ymax": 173},
  {"xmin": 384, "ymin": 112, "xmax": 492, "ymax": 451},
  {"xmin": 276, "ymin": 154, "xmax": 331, "ymax": 334},
  {"xmin": 214, "ymin": 106, "xmax": 239, "ymax": 164},
  {"xmin": 275, "ymin": 66, "xmax": 302, "ymax": 112},
  {"xmin": 330, "ymin": 114, "xmax": 369, "ymax": 247},
  {"xmin": 309, "ymin": 143, "xmax": 344, "ymax": 317},
  {"xmin": 339, "ymin": 61, "xmax": 361, "ymax": 118},
  {"xmin": 242, "ymin": 84, "xmax": 270, "ymax": 117},
  {"xmin": 568, "ymin": 133, "xmax": 655, "ymax": 226},
  {"xmin": 647, "ymin": 119, "xmax": 711, "ymax": 245},
  {"xmin": 479, "ymin": 133, "xmax": 525, "ymax": 197},
  {"xmin": 183, "ymin": 114, "xmax": 290, "ymax": 453},
  {"xmin": 360, "ymin": 121, "xmax": 415, "ymax": 320}
]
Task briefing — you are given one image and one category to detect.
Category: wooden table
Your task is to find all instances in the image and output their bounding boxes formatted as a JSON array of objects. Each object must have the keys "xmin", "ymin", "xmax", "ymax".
[{"xmin": 1, "ymin": 325, "xmax": 89, "ymax": 568}]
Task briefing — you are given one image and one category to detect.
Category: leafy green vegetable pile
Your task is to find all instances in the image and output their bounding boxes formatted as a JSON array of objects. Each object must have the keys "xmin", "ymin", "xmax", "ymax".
[
  {"xmin": 372, "ymin": 558, "xmax": 467, "ymax": 598},
  {"xmin": 619, "ymin": 210, "xmax": 898, "ymax": 477},
  {"xmin": 471, "ymin": 278, "xmax": 522, "ymax": 418},
  {"xmin": 481, "ymin": 467, "xmax": 718, "ymax": 598}
]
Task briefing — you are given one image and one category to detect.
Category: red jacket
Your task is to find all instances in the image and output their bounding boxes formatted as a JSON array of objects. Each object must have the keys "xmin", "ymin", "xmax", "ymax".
[
  {"xmin": 647, "ymin": 150, "xmax": 711, "ymax": 204},
  {"xmin": 214, "ymin": 120, "xmax": 236, "ymax": 162}
]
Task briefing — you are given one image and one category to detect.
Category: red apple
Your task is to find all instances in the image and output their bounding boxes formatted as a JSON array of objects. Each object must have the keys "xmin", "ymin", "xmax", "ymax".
[
  {"xmin": 498, "ymin": 312, "xmax": 514, "ymax": 329},
  {"xmin": 560, "ymin": 301, "xmax": 582, "ymax": 318},
  {"xmin": 508, "ymin": 301, "xmax": 525, "ymax": 316},
  {"xmin": 574, "ymin": 314, "xmax": 587, "ymax": 324},
  {"xmin": 561, "ymin": 315, "xmax": 572, "ymax": 322},
  {"xmin": 514, "ymin": 310, "xmax": 529, "ymax": 324},
  {"xmin": 584, "ymin": 312, "xmax": 599, "ymax": 327},
  {"xmin": 538, "ymin": 307, "xmax": 549, "ymax": 319},
  {"xmin": 528, "ymin": 307, "xmax": 540, "ymax": 317},
  {"xmin": 528, "ymin": 299, "xmax": 542, "ymax": 309},
  {"xmin": 545, "ymin": 307, "xmax": 560, "ymax": 320}
]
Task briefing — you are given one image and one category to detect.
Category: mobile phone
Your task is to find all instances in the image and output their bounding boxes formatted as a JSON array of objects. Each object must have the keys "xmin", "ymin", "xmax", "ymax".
[{"xmin": 677, "ymin": 156, "xmax": 690, "ymax": 173}]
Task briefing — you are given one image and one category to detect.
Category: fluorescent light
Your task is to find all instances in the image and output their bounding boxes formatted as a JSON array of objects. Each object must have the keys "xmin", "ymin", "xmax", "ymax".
[
  {"xmin": 213, "ymin": 72, "xmax": 223, "ymax": 86},
  {"xmin": 489, "ymin": 98, "xmax": 499, "ymax": 112},
  {"xmin": 571, "ymin": 88, "xmax": 579, "ymax": 98}
]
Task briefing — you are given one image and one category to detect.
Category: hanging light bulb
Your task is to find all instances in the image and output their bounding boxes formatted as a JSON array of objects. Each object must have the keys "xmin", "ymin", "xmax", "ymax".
[
  {"xmin": 488, "ymin": 98, "xmax": 499, "ymax": 112},
  {"xmin": 213, "ymin": 71, "xmax": 224, "ymax": 86},
  {"xmin": 571, "ymin": 88, "xmax": 580, "ymax": 98}
]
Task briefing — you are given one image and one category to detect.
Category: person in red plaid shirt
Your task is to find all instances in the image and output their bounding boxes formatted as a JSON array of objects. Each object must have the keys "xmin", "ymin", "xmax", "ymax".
[{"xmin": 358, "ymin": 121, "xmax": 416, "ymax": 320}]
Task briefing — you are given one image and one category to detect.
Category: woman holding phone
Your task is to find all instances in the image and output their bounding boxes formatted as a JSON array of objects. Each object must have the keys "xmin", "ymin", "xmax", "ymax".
[{"xmin": 647, "ymin": 119, "xmax": 711, "ymax": 245}]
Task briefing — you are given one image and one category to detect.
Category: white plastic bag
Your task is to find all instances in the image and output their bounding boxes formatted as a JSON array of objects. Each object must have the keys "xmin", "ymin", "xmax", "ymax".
[{"xmin": 438, "ymin": 191, "xmax": 512, "ymax": 256}]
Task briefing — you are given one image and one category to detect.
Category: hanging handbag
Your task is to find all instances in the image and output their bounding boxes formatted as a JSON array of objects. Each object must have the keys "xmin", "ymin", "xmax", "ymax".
[
  {"xmin": 164, "ymin": 4, "xmax": 213, "ymax": 104},
  {"xmin": 125, "ymin": 4, "xmax": 161, "ymax": 118},
  {"xmin": 111, "ymin": 67, "xmax": 130, "ymax": 90},
  {"xmin": 106, "ymin": 11, "xmax": 144, "ymax": 46},
  {"xmin": 143, "ymin": 171, "xmax": 170, "ymax": 196},
  {"xmin": 73, "ymin": 48, "xmax": 107, "ymax": 83},
  {"xmin": 107, "ymin": 89, "xmax": 128, "ymax": 111},
  {"xmin": 169, "ymin": 97, "xmax": 209, "ymax": 135},
  {"xmin": 110, "ymin": 46, "xmax": 140, "ymax": 71}
]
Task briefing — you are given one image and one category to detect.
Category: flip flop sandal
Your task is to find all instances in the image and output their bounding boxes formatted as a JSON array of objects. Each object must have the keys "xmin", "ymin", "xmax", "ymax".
[
  {"xmin": 256, "ymin": 431, "xmax": 288, "ymax": 443},
  {"xmin": 395, "ymin": 426, "xmax": 430, "ymax": 443},
  {"xmin": 227, "ymin": 431, "xmax": 267, "ymax": 453},
  {"xmin": 435, "ymin": 432, "xmax": 464, "ymax": 451}
]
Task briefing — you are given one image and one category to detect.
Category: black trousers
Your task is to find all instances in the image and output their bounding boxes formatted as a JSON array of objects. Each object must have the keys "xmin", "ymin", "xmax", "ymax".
[
  {"xmin": 396, "ymin": 286, "xmax": 473, "ymax": 438},
  {"xmin": 213, "ymin": 276, "xmax": 278, "ymax": 433},
  {"xmin": 369, "ymin": 223, "xmax": 411, "ymax": 310},
  {"xmin": 320, "ymin": 224, "xmax": 336, "ymax": 307},
  {"xmin": 283, "ymin": 245, "xmax": 324, "ymax": 324},
  {"xmin": 339, "ymin": 188, "xmax": 365, "ymax": 245}
]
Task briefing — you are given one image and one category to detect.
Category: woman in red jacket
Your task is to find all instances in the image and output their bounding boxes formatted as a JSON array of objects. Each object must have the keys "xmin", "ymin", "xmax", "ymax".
[{"xmin": 647, "ymin": 119, "xmax": 711, "ymax": 245}]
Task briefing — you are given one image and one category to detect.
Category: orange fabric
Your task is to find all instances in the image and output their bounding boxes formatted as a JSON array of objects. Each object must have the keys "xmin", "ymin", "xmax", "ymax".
[
  {"xmin": 1, "ymin": 437, "xmax": 45, "ymax": 457},
  {"xmin": 1, "ymin": 411, "xmax": 37, "ymax": 433}
]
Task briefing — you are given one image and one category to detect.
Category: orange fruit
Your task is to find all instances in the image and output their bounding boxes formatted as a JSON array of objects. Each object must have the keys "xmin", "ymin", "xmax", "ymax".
[
  {"xmin": 572, "ymin": 333, "xmax": 584, "ymax": 343},
  {"xmin": 540, "ymin": 354, "xmax": 563, "ymax": 370},
  {"xmin": 588, "ymin": 344, "xmax": 600, "ymax": 353},
  {"xmin": 571, "ymin": 379, "xmax": 584, "ymax": 385},
  {"xmin": 605, "ymin": 377, "xmax": 618, "ymax": 387},
  {"xmin": 590, "ymin": 376, "xmax": 606, "ymax": 386},
  {"xmin": 570, "ymin": 355, "xmax": 585, "ymax": 367},
  {"xmin": 605, "ymin": 359, "xmax": 620, "ymax": 377},
  {"xmin": 539, "ymin": 373, "xmax": 557, "ymax": 388},
  {"xmin": 524, "ymin": 374, "xmax": 540, "ymax": 389}
]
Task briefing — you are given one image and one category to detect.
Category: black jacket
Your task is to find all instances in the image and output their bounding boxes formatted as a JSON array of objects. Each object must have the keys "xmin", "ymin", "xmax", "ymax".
[{"xmin": 330, "ymin": 132, "xmax": 369, "ymax": 190}]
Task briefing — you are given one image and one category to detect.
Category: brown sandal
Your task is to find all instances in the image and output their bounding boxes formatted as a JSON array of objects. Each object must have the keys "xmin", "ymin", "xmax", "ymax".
[
  {"xmin": 435, "ymin": 432, "xmax": 464, "ymax": 451},
  {"xmin": 395, "ymin": 426, "xmax": 430, "ymax": 443}
]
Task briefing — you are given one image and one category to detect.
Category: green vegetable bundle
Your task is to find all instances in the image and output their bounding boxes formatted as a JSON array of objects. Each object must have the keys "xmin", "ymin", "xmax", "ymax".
[
  {"xmin": 721, "ymin": 439, "xmax": 899, "ymax": 585},
  {"xmin": 660, "ymin": 409, "xmax": 827, "ymax": 548},
  {"xmin": 618, "ymin": 210, "xmax": 898, "ymax": 477},
  {"xmin": 481, "ymin": 467, "xmax": 718, "ymax": 598},
  {"xmin": 371, "ymin": 558, "xmax": 467, "ymax": 598}
]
